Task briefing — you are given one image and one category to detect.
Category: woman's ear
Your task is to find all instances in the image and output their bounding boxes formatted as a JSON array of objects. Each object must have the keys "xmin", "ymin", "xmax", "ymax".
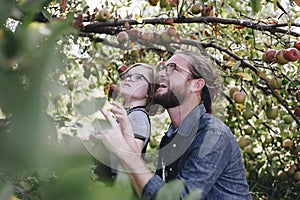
[{"xmin": 191, "ymin": 78, "xmax": 205, "ymax": 92}]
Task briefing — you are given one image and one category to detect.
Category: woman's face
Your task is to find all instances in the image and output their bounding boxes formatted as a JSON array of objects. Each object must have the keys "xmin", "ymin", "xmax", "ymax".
[{"xmin": 119, "ymin": 65, "xmax": 151, "ymax": 101}]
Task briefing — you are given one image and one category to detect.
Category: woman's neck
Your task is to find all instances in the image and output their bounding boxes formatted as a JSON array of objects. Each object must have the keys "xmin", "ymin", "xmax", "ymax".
[{"xmin": 124, "ymin": 99, "xmax": 147, "ymax": 110}]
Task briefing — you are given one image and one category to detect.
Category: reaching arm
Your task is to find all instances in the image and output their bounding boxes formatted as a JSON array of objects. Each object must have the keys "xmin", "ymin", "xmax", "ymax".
[
  {"xmin": 95, "ymin": 108, "xmax": 154, "ymax": 197},
  {"xmin": 110, "ymin": 101, "xmax": 144, "ymax": 154}
]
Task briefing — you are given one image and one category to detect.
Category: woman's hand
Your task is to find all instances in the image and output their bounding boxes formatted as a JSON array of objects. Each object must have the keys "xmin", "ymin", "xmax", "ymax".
[
  {"xmin": 110, "ymin": 101, "xmax": 135, "ymax": 138},
  {"xmin": 90, "ymin": 107, "xmax": 132, "ymax": 157},
  {"xmin": 110, "ymin": 101, "xmax": 143, "ymax": 154}
]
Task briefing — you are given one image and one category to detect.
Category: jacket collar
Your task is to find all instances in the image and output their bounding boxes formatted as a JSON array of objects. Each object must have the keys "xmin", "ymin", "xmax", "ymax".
[{"xmin": 166, "ymin": 103, "xmax": 206, "ymax": 137}]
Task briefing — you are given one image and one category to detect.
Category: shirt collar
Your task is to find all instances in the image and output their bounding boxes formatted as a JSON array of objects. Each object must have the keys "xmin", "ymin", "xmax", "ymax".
[{"xmin": 166, "ymin": 103, "xmax": 206, "ymax": 137}]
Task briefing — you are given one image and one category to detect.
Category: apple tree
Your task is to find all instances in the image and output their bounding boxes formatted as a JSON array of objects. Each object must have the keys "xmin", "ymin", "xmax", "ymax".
[{"xmin": 0, "ymin": 0, "xmax": 300, "ymax": 199}]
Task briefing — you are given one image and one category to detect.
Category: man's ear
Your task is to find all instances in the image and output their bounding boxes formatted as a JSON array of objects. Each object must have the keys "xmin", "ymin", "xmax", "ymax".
[{"xmin": 191, "ymin": 78, "xmax": 205, "ymax": 92}]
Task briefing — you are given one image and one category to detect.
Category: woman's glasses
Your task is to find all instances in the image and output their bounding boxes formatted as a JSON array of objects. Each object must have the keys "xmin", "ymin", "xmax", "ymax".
[{"xmin": 120, "ymin": 73, "xmax": 149, "ymax": 83}]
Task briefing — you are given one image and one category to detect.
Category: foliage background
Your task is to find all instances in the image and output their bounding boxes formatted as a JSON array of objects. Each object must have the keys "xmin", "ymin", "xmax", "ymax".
[{"xmin": 0, "ymin": 0, "xmax": 299, "ymax": 199}]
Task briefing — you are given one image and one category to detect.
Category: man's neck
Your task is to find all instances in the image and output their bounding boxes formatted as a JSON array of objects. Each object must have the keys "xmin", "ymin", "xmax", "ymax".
[{"xmin": 167, "ymin": 101, "xmax": 199, "ymax": 129}]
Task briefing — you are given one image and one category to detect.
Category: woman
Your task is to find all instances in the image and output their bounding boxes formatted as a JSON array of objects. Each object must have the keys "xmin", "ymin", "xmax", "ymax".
[
  {"xmin": 94, "ymin": 63, "xmax": 156, "ymax": 181},
  {"xmin": 116, "ymin": 63, "xmax": 156, "ymax": 156}
]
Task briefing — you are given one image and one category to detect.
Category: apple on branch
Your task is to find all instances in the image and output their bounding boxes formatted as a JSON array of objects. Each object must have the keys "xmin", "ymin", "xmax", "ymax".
[
  {"xmin": 294, "ymin": 41, "xmax": 300, "ymax": 50},
  {"xmin": 117, "ymin": 31, "xmax": 129, "ymax": 45},
  {"xmin": 191, "ymin": 3, "xmax": 201, "ymax": 15},
  {"xmin": 275, "ymin": 49, "xmax": 289, "ymax": 65},
  {"xmin": 262, "ymin": 49, "xmax": 277, "ymax": 63},
  {"xmin": 295, "ymin": 90, "xmax": 300, "ymax": 102},
  {"xmin": 284, "ymin": 47, "xmax": 300, "ymax": 62},
  {"xmin": 233, "ymin": 91, "xmax": 247, "ymax": 104},
  {"xmin": 269, "ymin": 76, "xmax": 282, "ymax": 89}
]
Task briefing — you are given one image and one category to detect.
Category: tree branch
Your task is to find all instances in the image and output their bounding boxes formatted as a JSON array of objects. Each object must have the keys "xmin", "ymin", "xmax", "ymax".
[{"xmin": 82, "ymin": 16, "xmax": 300, "ymax": 37}]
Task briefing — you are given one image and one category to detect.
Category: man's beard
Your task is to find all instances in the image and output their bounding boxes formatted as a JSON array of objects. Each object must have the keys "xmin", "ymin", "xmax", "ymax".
[{"xmin": 153, "ymin": 89, "xmax": 181, "ymax": 109}]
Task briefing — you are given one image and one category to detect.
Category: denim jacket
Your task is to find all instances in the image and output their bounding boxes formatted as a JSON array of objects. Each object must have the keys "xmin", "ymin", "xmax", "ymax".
[{"xmin": 142, "ymin": 104, "xmax": 252, "ymax": 200}]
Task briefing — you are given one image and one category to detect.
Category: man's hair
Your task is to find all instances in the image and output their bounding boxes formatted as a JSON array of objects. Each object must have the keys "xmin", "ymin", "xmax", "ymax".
[{"xmin": 174, "ymin": 50, "xmax": 223, "ymax": 113}]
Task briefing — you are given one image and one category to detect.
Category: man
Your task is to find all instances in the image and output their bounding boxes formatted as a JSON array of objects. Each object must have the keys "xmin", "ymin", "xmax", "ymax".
[{"xmin": 97, "ymin": 50, "xmax": 252, "ymax": 199}]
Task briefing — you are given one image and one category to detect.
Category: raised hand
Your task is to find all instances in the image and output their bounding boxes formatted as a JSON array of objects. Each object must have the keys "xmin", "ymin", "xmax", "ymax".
[{"xmin": 110, "ymin": 101, "xmax": 142, "ymax": 154}]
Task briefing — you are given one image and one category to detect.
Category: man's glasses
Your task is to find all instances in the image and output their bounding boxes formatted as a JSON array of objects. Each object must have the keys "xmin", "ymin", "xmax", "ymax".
[
  {"xmin": 157, "ymin": 63, "xmax": 193, "ymax": 75},
  {"xmin": 120, "ymin": 73, "xmax": 149, "ymax": 83}
]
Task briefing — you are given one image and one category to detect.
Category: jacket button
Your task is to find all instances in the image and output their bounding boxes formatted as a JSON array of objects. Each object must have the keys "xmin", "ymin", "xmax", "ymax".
[{"xmin": 172, "ymin": 143, "xmax": 176, "ymax": 148}]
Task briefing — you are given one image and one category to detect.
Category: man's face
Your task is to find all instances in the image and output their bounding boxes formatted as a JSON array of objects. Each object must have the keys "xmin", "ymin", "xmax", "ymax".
[{"xmin": 154, "ymin": 54, "xmax": 193, "ymax": 108}]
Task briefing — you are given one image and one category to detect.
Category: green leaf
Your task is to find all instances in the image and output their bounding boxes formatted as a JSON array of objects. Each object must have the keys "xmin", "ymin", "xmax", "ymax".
[
  {"xmin": 250, "ymin": 0, "xmax": 261, "ymax": 14},
  {"xmin": 75, "ymin": 97, "xmax": 106, "ymax": 115},
  {"xmin": 184, "ymin": 189, "xmax": 203, "ymax": 200},
  {"xmin": 156, "ymin": 179, "xmax": 185, "ymax": 200}
]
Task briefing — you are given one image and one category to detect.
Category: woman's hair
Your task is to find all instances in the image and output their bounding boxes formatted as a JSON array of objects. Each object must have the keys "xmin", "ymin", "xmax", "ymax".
[
  {"xmin": 122, "ymin": 63, "xmax": 156, "ymax": 114},
  {"xmin": 174, "ymin": 50, "xmax": 223, "ymax": 113}
]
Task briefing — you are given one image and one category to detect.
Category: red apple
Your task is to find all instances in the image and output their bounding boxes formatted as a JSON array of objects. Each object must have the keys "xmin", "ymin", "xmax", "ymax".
[
  {"xmin": 95, "ymin": 8, "xmax": 111, "ymax": 21},
  {"xmin": 148, "ymin": 0, "xmax": 159, "ymax": 6},
  {"xmin": 167, "ymin": 0, "xmax": 179, "ymax": 7},
  {"xmin": 294, "ymin": 106, "xmax": 300, "ymax": 117},
  {"xmin": 167, "ymin": 26, "xmax": 177, "ymax": 37},
  {"xmin": 233, "ymin": 91, "xmax": 247, "ymax": 104},
  {"xmin": 104, "ymin": 84, "xmax": 118, "ymax": 100},
  {"xmin": 128, "ymin": 28, "xmax": 140, "ymax": 41},
  {"xmin": 117, "ymin": 31, "xmax": 129, "ymax": 44},
  {"xmin": 141, "ymin": 32, "xmax": 152, "ymax": 41},
  {"xmin": 284, "ymin": 47, "xmax": 300, "ymax": 62},
  {"xmin": 284, "ymin": 164, "xmax": 297, "ymax": 176},
  {"xmin": 262, "ymin": 49, "xmax": 277, "ymax": 63},
  {"xmin": 275, "ymin": 49, "xmax": 289, "ymax": 64},
  {"xmin": 295, "ymin": 90, "xmax": 300, "ymax": 102},
  {"xmin": 294, "ymin": 41, "xmax": 300, "ymax": 50},
  {"xmin": 118, "ymin": 65, "xmax": 128, "ymax": 74},
  {"xmin": 229, "ymin": 86, "xmax": 239, "ymax": 98}
]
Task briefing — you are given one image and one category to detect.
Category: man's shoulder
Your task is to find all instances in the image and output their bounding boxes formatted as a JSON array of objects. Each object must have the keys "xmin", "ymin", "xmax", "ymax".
[{"xmin": 199, "ymin": 112, "xmax": 230, "ymax": 133}]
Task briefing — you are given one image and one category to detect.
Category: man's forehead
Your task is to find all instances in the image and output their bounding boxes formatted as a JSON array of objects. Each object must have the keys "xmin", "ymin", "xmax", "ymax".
[{"xmin": 168, "ymin": 54, "xmax": 192, "ymax": 66}]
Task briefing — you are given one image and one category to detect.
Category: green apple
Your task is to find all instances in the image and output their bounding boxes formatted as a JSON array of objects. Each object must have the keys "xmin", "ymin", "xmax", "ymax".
[
  {"xmin": 275, "ymin": 49, "xmax": 289, "ymax": 64},
  {"xmin": 269, "ymin": 76, "xmax": 282, "ymax": 89},
  {"xmin": 244, "ymin": 126, "xmax": 254, "ymax": 135},
  {"xmin": 191, "ymin": 3, "xmax": 201, "ymax": 14},
  {"xmin": 266, "ymin": 106, "xmax": 279, "ymax": 119},
  {"xmin": 160, "ymin": 31, "xmax": 172, "ymax": 43},
  {"xmin": 237, "ymin": 135, "xmax": 250, "ymax": 148},
  {"xmin": 243, "ymin": 110, "xmax": 253, "ymax": 119},
  {"xmin": 283, "ymin": 115, "xmax": 294, "ymax": 124},
  {"xmin": 294, "ymin": 171, "xmax": 300, "ymax": 181}
]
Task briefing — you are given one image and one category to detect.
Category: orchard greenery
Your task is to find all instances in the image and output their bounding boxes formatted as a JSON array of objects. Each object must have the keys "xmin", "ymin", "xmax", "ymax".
[{"xmin": 0, "ymin": 0, "xmax": 300, "ymax": 199}]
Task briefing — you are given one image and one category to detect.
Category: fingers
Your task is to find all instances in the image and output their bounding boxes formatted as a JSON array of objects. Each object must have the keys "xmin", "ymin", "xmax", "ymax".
[{"xmin": 100, "ymin": 108, "xmax": 115, "ymax": 125}]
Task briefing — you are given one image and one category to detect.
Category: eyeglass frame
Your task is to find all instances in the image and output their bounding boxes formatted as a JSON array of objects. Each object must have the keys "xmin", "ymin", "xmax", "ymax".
[
  {"xmin": 120, "ymin": 73, "xmax": 150, "ymax": 83},
  {"xmin": 156, "ymin": 62, "xmax": 194, "ymax": 75}
]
